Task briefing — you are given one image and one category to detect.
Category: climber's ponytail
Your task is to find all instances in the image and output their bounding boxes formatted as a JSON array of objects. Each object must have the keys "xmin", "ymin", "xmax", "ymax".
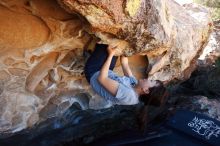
[{"xmin": 138, "ymin": 80, "xmax": 169, "ymax": 131}]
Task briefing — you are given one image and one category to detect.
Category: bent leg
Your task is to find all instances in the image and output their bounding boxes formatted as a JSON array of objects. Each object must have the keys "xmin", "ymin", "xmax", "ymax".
[{"xmin": 84, "ymin": 44, "xmax": 118, "ymax": 83}]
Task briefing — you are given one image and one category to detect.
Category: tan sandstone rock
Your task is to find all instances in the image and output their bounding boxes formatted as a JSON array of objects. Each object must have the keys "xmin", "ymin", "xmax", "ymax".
[
  {"xmin": 0, "ymin": 0, "xmax": 213, "ymax": 134},
  {"xmin": 58, "ymin": 0, "xmax": 212, "ymax": 82},
  {"xmin": 0, "ymin": 0, "xmax": 92, "ymax": 133},
  {"xmin": 0, "ymin": 5, "xmax": 50, "ymax": 56}
]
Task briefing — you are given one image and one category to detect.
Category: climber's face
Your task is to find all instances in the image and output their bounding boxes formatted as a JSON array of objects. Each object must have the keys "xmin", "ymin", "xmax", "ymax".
[{"xmin": 138, "ymin": 79, "xmax": 159, "ymax": 94}]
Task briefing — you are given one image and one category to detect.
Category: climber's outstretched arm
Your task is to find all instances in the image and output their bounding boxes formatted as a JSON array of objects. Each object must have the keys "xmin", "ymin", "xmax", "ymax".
[
  {"xmin": 120, "ymin": 56, "xmax": 133, "ymax": 77},
  {"xmin": 98, "ymin": 46, "xmax": 119, "ymax": 96}
]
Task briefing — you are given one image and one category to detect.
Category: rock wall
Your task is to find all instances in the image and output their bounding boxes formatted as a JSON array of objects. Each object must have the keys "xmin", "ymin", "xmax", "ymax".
[
  {"xmin": 0, "ymin": 0, "xmax": 149, "ymax": 133},
  {"xmin": 0, "ymin": 0, "xmax": 92, "ymax": 133},
  {"xmin": 58, "ymin": 0, "xmax": 212, "ymax": 82},
  {"xmin": 0, "ymin": 0, "xmax": 212, "ymax": 133}
]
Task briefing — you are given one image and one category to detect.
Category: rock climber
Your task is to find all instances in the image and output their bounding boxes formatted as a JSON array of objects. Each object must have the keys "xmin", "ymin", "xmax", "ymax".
[{"xmin": 84, "ymin": 43, "xmax": 168, "ymax": 107}]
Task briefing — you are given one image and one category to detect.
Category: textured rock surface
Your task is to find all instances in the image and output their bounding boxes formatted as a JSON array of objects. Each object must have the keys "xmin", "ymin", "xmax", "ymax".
[
  {"xmin": 0, "ymin": 0, "xmax": 149, "ymax": 133},
  {"xmin": 58, "ymin": 0, "xmax": 212, "ymax": 83},
  {"xmin": 0, "ymin": 104, "xmax": 166, "ymax": 146},
  {"xmin": 168, "ymin": 61, "xmax": 220, "ymax": 121},
  {"xmin": 0, "ymin": 104, "xmax": 139, "ymax": 146},
  {"xmin": 0, "ymin": 0, "xmax": 92, "ymax": 133},
  {"xmin": 171, "ymin": 95, "xmax": 220, "ymax": 121},
  {"xmin": 0, "ymin": 0, "xmax": 214, "ymax": 136},
  {"xmin": 199, "ymin": 20, "xmax": 220, "ymax": 64}
]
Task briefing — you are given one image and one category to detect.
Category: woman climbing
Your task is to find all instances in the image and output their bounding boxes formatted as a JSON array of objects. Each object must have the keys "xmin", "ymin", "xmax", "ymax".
[{"xmin": 84, "ymin": 43, "xmax": 168, "ymax": 106}]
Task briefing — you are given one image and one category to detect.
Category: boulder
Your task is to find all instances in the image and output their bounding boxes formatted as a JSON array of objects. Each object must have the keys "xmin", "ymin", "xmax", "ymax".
[
  {"xmin": 0, "ymin": 0, "xmax": 214, "ymax": 138},
  {"xmin": 58, "ymin": 0, "xmax": 212, "ymax": 82}
]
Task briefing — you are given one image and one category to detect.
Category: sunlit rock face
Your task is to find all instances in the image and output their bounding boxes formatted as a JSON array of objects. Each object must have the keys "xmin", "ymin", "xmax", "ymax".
[
  {"xmin": 0, "ymin": 0, "xmax": 213, "ymax": 134},
  {"xmin": 0, "ymin": 0, "xmax": 149, "ymax": 133},
  {"xmin": 199, "ymin": 20, "xmax": 220, "ymax": 64},
  {"xmin": 58, "ymin": 0, "xmax": 212, "ymax": 82}
]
